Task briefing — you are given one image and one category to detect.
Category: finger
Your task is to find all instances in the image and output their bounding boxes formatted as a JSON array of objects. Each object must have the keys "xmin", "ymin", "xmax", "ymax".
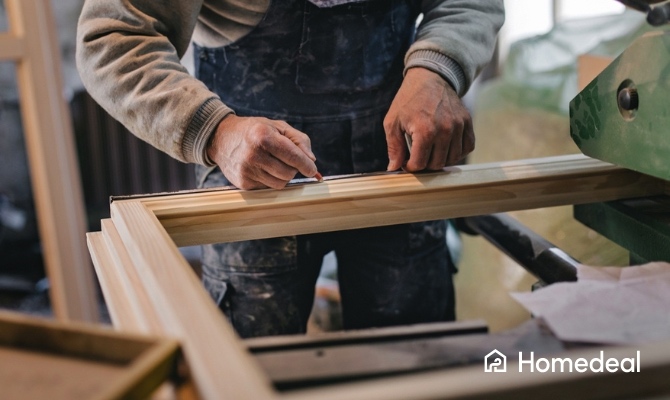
[
  {"xmin": 254, "ymin": 169, "xmax": 292, "ymax": 190},
  {"xmin": 446, "ymin": 119, "xmax": 471, "ymax": 166},
  {"xmin": 445, "ymin": 127, "xmax": 463, "ymax": 167},
  {"xmin": 232, "ymin": 175, "xmax": 267, "ymax": 191},
  {"xmin": 461, "ymin": 118, "xmax": 476, "ymax": 159},
  {"xmin": 404, "ymin": 131, "xmax": 433, "ymax": 172},
  {"xmin": 276, "ymin": 122, "xmax": 316, "ymax": 161},
  {"xmin": 236, "ymin": 160, "xmax": 293, "ymax": 190},
  {"xmin": 264, "ymin": 133, "xmax": 318, "ymax": 178},
  {"xmin": 427, "ymin": 131, "xmax": 451, "ymax": 170},
  {"xmin": 239, "ymin": 152, "xmax": 294, "ymax": 190},
  {"xmin": 383, "ymin": 116, "xmax": 408, "ymax": 171},
  {"xmin": 261, "ymin": 155, "xmax": 299, "ymax": 182}
]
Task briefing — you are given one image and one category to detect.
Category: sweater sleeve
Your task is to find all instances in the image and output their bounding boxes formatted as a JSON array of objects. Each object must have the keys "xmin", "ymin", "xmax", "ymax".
[
  {"xmin": 405, "ymin": 0, "xmax": 505, "ymax": 96},
  {"xmin": 76, "ymin": 0, "xmax": 233, "ymax": 165}
]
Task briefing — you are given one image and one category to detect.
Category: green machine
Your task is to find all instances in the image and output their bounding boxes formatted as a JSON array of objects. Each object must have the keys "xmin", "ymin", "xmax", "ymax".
[{"xmin": 570, "ymin": 0, "xmax": 670, "ymax": 263}]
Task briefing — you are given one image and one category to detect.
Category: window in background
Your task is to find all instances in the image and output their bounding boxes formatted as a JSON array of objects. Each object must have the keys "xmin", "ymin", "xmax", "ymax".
[
  {"xmin": 556, "ymin": 0, "xmax": 625, "ymax": 22},
  {"xmin": 499, "ymin": 0, "xmax": 627, "ymax": 63},
  {"xmin": 499, "ymin": 0, "xmax": 554, "ymax": 62}
]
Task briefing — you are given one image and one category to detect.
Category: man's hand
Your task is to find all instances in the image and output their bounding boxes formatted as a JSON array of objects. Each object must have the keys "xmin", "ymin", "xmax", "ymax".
[
  {"xmin": 207, "ymin": 115, "xmax": 318, "ymax": 190},
  {"xmin": 384, "ymin": 68, "xmax": 474, "ymax": 172}
]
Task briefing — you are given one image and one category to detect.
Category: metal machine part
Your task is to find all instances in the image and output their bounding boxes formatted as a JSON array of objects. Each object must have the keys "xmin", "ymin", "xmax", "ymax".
[
  {"xmin": 616, "ymin": 0, "xmax": 670, "ymax": 25},
  {"xmin": 570, "ymin": 29, "xmax": 670, "ymax": 181},
  {"xmin": 575, "ymin": 197, "xmax": 670, "ymax": 264},
  {"xmin": 457, "ymin": 214, "xmax": 579, "ymax": 285},
  {"xmin": 570, "ymin": 11, "xmax": 670, "ymax": 261}
]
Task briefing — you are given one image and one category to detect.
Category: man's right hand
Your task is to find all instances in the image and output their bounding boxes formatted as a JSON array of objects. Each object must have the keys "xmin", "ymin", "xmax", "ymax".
[{"xmin": 206, "ymin": 115, "xmax": 318, "ymax": 190}]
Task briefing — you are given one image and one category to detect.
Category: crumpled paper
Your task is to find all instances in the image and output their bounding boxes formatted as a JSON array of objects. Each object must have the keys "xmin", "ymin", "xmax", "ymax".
[{"xmin": 511, "ymin": 262, "xmax": 670, "ymax": 344}]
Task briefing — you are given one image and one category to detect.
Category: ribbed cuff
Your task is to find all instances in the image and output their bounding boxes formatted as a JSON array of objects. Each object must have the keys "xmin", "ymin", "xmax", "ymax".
[
  {"xmin": 182, "ymin": 97, "xmax": 234, "ymax": 166},
  {"xmin": 405, "ymin": 50, "xmax": 466, "ymax": 96}
]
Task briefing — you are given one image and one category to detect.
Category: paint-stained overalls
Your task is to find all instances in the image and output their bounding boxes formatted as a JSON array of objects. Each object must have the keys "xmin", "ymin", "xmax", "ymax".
[{"xmin": 194, "ymin": 0, "xmax": 456, "ymax": 338}]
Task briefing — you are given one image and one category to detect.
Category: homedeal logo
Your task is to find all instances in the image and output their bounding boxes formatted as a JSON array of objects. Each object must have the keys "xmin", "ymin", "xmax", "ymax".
[
  {"xmin": 485, "ymin": 350, "xmax": 641, "ymax": 373},
  {"xmin": 484, "ymin": 349, "xmax": 507, "ymax": 372}
]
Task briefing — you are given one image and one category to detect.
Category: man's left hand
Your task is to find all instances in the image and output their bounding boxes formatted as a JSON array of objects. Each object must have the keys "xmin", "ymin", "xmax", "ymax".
[{"xmin": 384, "ymin": 67, "xmax": 474, "ymax": 172}]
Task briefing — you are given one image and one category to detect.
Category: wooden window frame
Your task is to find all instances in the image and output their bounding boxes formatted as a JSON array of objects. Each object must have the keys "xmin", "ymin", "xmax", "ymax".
[
  {"xmin": 0, "ymin": 310, "xmax": 179, "ymax": 400},
  {"xmin": 87, "ymin": 154, "xmax": 670, "ymax": 399},
  {"xmin": 1, "ymin": 0, "xmax": 97, "ymax": 321}
]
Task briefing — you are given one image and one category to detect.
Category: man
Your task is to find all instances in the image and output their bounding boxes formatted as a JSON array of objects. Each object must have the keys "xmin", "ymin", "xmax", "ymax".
[{"xmin": 77, "ymin": 0, "xmax": 504, "ymax": 338}]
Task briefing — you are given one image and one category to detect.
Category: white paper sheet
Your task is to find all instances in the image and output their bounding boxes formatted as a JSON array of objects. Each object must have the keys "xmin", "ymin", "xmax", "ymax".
[{"xmin": 511, "ymin": 262, "xmax": 670, "ymax": 344}]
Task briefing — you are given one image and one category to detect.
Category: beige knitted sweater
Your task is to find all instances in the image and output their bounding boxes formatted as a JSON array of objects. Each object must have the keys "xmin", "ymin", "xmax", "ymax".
[{"xmin": 76, "ymin": 0, "xmax": 504, "ymax": 166}]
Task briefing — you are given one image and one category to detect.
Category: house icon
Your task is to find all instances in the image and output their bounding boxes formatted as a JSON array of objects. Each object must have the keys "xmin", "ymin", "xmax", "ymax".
[{"xmin": 484, "ymin": 349, "xmax": 507, "ymax": 372}]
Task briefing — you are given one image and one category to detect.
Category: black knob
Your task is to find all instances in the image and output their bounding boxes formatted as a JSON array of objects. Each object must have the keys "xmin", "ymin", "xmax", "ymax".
[
  {"xmin": 648, "ymin": 4, "xmax": 670, "ymax": 26},
  {"xmin": 618, "ymin": 87, "xmax": 639, "ymax": 111}
]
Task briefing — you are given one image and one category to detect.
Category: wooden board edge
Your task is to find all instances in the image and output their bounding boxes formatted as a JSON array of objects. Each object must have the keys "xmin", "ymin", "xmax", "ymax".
[
  {"xmin": 100, "ymin": 219, "xmax": 166, "ymax": 334},
  {"xmin": 280, "ymin": 339, "xmax": 670, "ymax": 400},
  {"xmin": 110, "ymin": 200, "xmax": 277, "ymax": 399}
]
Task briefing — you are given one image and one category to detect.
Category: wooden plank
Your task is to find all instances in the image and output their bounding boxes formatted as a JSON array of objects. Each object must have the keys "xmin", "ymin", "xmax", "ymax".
[
  {"xmin": 249, "ymin": 320, "xmax": 491, "ymax": 390},
  {"xmin": 0, "ymin": 311, "xmax": 179, "ymax": 400},
  {"xmin": 0, "ymin": 33, "xmax": 24, "ymax": 60},
  {"xmin": 87, "ymin": 232, "xmax": 145, "ymax": 333},
  {"xmin": 89, "ymin": 229, "xmax": 195, "ymax": 400},
  {"xmin": 0, "ymin": 310, "xmax": 152, "ymax": 363},
  {"xmin": 4, "ymin": 0, "xmax": 98, "ymax": 321},
  {"xmin": 0, "ymin": 346, "xmax": 127, "ymax": 400},
  {"xmin": 101, "ymin": 219, "xmax": 165, "ymax": 334},
  {"xmin": 143, "ymin": 155, "xmax": 632, "ymax": 216},
  {"xmin": 140, "ymin": 155, "xmax": 664, "ymax": 246},
  {"xmin": 246, "ymin": 320, "xmax": 488, "ymax": 352},
  {"xmin": 281, "ymin": 341, "xmax": 670, "ymax": 400},
  {"xmin": 110, "ymin": 200, "xmax": 276, "ymax": 400},
  {"xmin": 106, "ymin": 338, "xmax": 180, "ymax": 400}
]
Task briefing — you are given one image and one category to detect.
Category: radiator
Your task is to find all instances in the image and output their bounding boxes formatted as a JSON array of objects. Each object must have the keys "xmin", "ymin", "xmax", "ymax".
[{"xmin": 71, "ymin": 91, "xmax": 196, "ymax": 228}]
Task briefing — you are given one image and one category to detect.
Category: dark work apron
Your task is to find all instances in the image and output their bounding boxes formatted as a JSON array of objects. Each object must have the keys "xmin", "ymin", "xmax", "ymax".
[{"xmin": 194, "ymin": 0, "xmax": 455, "ymax": 338}]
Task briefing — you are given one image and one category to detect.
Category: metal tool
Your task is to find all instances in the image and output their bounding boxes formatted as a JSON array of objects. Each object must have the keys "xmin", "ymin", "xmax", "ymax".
[
  {"xmin": 570, "ymin": 29, "xmax": 670, "ymax": 181},
  {"xmin": 616, "ymin": 0, "xmax": 670, "ymax": 25},
  {"xmin": 457, "ymin": 214, "xmax": 579, "ymax": 285},
  {"xmin": 288, "ymin": 169, "xmax": 408, "ymax": 186},
  {"xmin": 404, "ymin": 132, "xmax": 413, "ymax": 152},
  {"xmin": 290, "ymin": 132, "xmax": 414, "ymax": 186}
]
